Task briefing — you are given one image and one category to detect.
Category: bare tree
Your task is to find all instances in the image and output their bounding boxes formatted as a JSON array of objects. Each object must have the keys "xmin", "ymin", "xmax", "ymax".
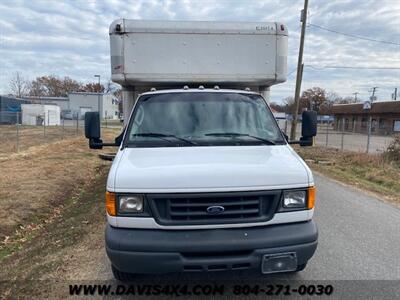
[
  {"xmin": 80, "ymin": 82, "xmax": 105, "ymax": 93},
  {"xmin": 282, "ymin": 96, "xmax": 295, "ymax": 114},
  {"xmin": 300, "ymin": 87, "xmax": 327, "ymax": 113},
  {"xmin": 9, "ymin": 72, "xmax": 28, "ymax": 97}
]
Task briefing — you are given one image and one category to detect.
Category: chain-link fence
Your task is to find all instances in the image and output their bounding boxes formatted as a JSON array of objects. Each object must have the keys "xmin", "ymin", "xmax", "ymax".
[
  {"xmin": 278, "ymin": 116, "xmax": 397, "ymax": 154},
  {"xmin": 2, "ymin": 110, "xmax": 396, "ymax": 155},
  {"xmin": 0, "ymin": 111, "xmax": 85, "ymax": 155}
]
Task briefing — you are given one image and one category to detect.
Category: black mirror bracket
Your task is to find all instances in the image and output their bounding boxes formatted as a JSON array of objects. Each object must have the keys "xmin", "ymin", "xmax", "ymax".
[
  {"xmin": 299, "ymin": 136, "xmax": 313, "ymax": 147},
  {"xmin": 89, "ymin": 138, "xmax": 119, "ymax": 149},
  {"xmin": 89, "ymin": 138, "xmax": 104, "ymax": 149},
  {"xmin": 288, "ymin": 136, "xmax": 313, "ymax": 147}
]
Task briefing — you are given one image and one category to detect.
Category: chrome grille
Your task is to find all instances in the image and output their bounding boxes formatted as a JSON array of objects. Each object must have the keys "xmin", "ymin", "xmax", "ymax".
[{"xmin": 147, "ymin": 191, "xmax": 281, "ymax": 225}]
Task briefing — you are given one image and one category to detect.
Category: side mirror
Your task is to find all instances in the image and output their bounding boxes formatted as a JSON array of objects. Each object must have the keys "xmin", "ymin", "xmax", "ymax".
[
  {"xmin": 300, "ymin": 110, "xmax": 317, "ymax": 147},
  {"xmin": 84, "ymin": 112, "xmax": 124, "ymax": 149},
  {"xmin": 85, "ymin": 112, "xmax": 100, "ymax": 139},
  {"xmin": 85, "ymin": 112, "xmax": 103, "ymax": 149},
  {"xmin": 301, "ymin": 111, "xmax": 317, "ymax": 137}
]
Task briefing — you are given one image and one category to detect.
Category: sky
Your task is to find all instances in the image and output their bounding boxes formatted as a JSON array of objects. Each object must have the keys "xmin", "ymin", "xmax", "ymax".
[{"xmin": 0, "ymin": 0, "xmax": 399, "ymax": 103}]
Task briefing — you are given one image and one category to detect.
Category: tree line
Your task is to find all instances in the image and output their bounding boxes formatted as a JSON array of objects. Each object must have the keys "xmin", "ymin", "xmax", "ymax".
[
  {"xmin": 270, "ymin": 87, "xmax": 358, "ymax": 115},
  {"xmin": 9, "ymin": 72, "xmax": 354, "ymax": 115},
  {"xmin": 8, "ymin": 72, "xmax": 121, "ymax": 98}
]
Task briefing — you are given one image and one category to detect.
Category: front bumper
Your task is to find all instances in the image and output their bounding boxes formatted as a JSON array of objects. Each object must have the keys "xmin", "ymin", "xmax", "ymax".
[{"xmin": 106, "ymin": 221, "xmax": 318, "ymax": 274}]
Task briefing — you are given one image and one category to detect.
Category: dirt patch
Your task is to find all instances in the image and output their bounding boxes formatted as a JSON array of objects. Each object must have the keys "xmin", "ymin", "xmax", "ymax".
[
  {"xmin": 296, "ymin": 146, "xmax": 400, "ymax": 206},
  {"xmin": 0, "ymin": 128, "xmax": 120, "ymax": 248}
]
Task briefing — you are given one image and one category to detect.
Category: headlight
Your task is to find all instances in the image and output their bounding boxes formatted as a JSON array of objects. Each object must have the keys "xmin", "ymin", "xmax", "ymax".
[
  {"xmin": 283, "ymin": 190, "xmax": 306, "ymax": 208},
  {"xmin": 119, "ymin": 195, "xmax": 144, "ymax": 213}
]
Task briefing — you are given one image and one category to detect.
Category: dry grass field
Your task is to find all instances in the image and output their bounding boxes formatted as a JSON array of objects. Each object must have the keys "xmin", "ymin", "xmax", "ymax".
[
  {"xmin": 0, "ymin": 128, "xmax": 120, "ymax": 247},
  {"xmin": 296, "ymin": 146, "xmax": 400, "ymax": 206},
  {"xmin": 0, "ymin": 125, "xmax": 83, "ymax": 156},
  {"xmin": 0, "ymin": 127, "xmax": 121, "ymax": 297}
]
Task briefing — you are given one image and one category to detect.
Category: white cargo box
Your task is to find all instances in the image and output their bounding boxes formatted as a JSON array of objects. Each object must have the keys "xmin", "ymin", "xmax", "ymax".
[{"xmin": 109, "ymin": 19, "xmax": 288, "ymax": 88}]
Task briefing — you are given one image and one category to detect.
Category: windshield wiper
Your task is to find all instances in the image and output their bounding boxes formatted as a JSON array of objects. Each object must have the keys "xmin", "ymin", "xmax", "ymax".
[
  {"xmin": 132, "ymin": 133, "xmax": 198, "ymax": 146},
  {"xmin": 204, "ymin": 132, "xmax": 276, "ymax": 145}
]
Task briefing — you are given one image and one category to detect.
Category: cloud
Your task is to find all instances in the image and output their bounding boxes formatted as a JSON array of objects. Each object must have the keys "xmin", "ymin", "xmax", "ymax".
[{"xmin": 0, "ymin": 0, "xmax": 399, "ymax": 102}]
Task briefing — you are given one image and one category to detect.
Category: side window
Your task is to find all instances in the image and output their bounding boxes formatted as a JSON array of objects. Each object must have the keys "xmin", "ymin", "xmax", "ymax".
[
  {"xmin": 378, "ymin": 118, "xmax": 385, "ymax": 129},
  {"xmin": 361, "ymin": 117, "xmax": 367, "ymax": 128},
  {"xmin": 130, "ymin": 106, "xmax": 145, "ymax": 136},
  {"xmin": 394, "ymin": 120, "xmax": 400, "ymax": 132}
]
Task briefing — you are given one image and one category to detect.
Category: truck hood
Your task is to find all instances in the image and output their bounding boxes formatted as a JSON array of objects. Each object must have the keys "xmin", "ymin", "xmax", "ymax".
[{"xmin": 109, "ymin": 145, "xmax": 312, "ymax": 192}]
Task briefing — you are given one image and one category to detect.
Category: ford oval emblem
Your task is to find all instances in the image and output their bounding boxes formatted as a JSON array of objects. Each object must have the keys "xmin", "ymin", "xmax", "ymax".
[{"xmin": 206, "ymin": 205, "xmax": 225, "ymax": 215}]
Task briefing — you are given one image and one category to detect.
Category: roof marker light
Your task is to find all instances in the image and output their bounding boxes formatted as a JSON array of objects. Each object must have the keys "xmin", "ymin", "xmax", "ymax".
[
  {"xmin": 183, "ymin": 85, "xmax": 189, "ymax": 90},
  {"xmin": 150, "ymin": 87, "xmax": 156, "ymax": 91},
  {"xmin": 198, "ymin": 85, "xmax": 204, "ymax": 90},
  {"xmin": 214, "ymin": 85, "xmax": 220, "ymax": 90},
  {"xmin": 245, "ymin": 87, "xmax": 251, "ymax": 91}
]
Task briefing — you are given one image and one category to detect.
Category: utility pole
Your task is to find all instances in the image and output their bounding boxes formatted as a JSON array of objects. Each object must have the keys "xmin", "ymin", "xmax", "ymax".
[
  {"xmin": 366, "ymin": 87, "xmax": 378, "ymax": 153},
  {"xmin": 352, "ymin": 92, "xmax": 359, "ymax": 102},
  {"xmin": 94, "ymin": 75, "xmax": 101, "ymax": 119},
  {"xmin": 393, "ymin": 88, "xmax": 398, "ymax": 100},
  {"xmin": 290, "ymin": 0, "xmax": 309, "ymax": 140},
  {"xmin": 370, "ymin": 87, "xmax": 378, "ymax": 102}
]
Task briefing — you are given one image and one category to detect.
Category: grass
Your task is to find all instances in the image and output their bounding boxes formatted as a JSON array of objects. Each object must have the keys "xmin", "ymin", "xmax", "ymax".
[
  {"xmin": 0, "ymin": 124, "xmax": 123, "ymax": 157},
  {"xmin": 0, "ymin": 128, "xmax": 120, "ymax": 247},
  {"xmin": 296, "ymin": 146, "xmax": 400, "ymax": 206},
  {"xmin": 0, "ymin": 125, "xmax": 84, "ymax": 155},
  {"xmin": 0, "ymin": 128, "xmax": 120, "ymax": 298},
  {"xmin": 0, "ymin": 167, "xmax": 108, "ymax": 298}
]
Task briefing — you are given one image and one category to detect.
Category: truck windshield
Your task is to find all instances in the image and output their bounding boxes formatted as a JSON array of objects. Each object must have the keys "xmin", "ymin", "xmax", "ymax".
[{"xmin": 126, "ymin": 92, "xmax": 285, "ymax": 147}]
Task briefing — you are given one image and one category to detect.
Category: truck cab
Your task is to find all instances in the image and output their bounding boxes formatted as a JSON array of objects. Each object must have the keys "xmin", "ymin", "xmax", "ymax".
[{"xmin": 85, "ymin": 20, "xmax": 318, "ymax": 280}]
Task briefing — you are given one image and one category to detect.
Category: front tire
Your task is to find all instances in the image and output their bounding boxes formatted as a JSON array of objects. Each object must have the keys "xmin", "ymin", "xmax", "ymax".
[{"xmin": 112, "ymin": 265, "xmax": 136, "ymax": 281}]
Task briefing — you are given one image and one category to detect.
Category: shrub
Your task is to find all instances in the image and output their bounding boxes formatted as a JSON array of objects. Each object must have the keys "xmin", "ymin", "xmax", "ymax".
[{"xmin": 383, "ymin": 134, "xmax": 400, "ymax": 163}]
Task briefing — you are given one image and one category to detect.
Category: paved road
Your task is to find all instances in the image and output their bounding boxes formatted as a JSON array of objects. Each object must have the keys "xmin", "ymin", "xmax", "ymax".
[{"xmin": 94, "ymin": 173, "xmax": 400, "ymax": 297}]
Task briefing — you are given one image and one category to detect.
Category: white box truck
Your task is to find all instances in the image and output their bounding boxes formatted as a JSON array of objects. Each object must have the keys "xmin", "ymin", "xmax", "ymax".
[{"xmin": 85, "ymin": 20, "xmax": 318, "ymax": 280}]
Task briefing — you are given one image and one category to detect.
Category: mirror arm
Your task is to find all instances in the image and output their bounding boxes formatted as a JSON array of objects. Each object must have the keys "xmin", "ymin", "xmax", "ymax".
[
  {"xmin": 288, "ymin": 136, "xmax": 313, "ymax": 146},
  {"xmin": 102, "ymin": 142, "xmax": 118, "ymax": 146},
  {"xmin": 89, "ymin": 138, "xmax": 117, "ymax": 149},
  {"xmin": 89, "ymin": 138, "xmax": 102, "ymax": 149}
]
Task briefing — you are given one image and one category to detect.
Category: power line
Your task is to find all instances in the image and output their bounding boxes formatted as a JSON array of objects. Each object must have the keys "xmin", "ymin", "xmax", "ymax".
[
  {"xmin": 306, "ymin": 65, "xmax": 400, "ymax": 70},
  {"xmin": 307, "ymin": 23, "xmax": 400, "ymax": 46}
]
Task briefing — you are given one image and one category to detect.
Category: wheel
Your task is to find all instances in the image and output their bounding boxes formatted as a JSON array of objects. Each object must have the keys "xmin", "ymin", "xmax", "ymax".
[
  {"xmin": 295, "ymin": 263, "xmax": 307, "ymax": 272},
  {"xmin": 111, "ymin": 265, "xmax": 136, "ymax": 281}
]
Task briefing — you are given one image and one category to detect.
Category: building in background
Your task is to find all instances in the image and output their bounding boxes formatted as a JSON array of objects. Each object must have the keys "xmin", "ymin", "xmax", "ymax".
[
  {"xmin": 22, "ymin": 96, "xmax": 69, "ymax": 111},
  {"xmin": 0, "ymin": 96, "xmax": 30, "ymax": 124},
  {"xmin": 21, "ymin": 104, "xmax": 60, "ymax": 126},
  {"xmin": 67, "ymin": 92, "xmax": 119, "ymax": 120},
  {"xmin": 331, "ymin": 101, "xmax": 400, "ymax": 135},
  {"xmin": 1, "ymin": 92, "xmax": 120, "ymax": 122},
  {"xmin": 18, "ymin": 93, "xmax": 120, "ymax": 120}
]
